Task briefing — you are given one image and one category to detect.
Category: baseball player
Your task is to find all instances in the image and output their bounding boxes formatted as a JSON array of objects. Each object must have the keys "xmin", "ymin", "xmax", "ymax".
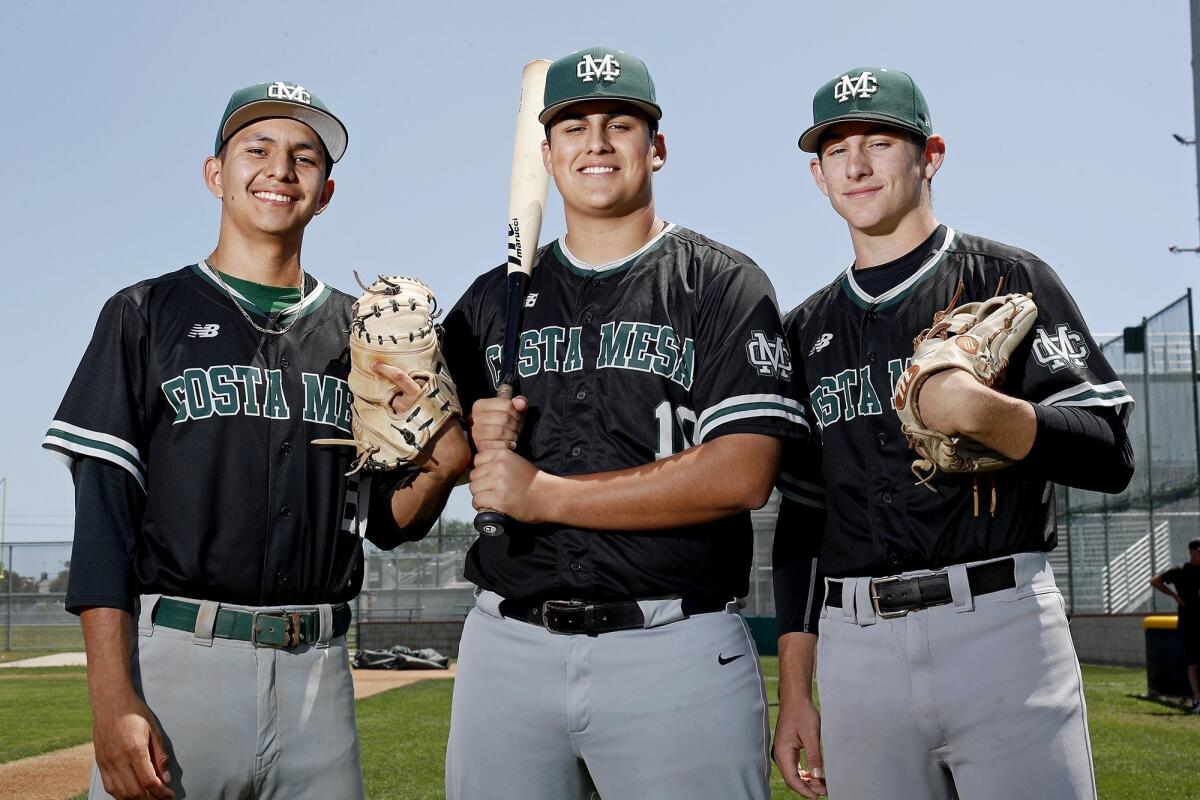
[
  {"xmin": 1150, "ymin": 538, "xmax": 1200, "ymax": 712},
  {"xmin": 43, "ymin": 82, "xmax": 468, "ymax": 799},
  {"xmin": 771, "ymin": 67, "xmax": 1136, "ymax": 799},
  {"xmin": 430, "ymin": 47, "xmax": 807, "ymax": 799}
]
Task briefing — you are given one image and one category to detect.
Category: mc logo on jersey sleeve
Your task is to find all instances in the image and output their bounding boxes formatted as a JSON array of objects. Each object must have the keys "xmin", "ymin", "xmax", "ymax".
[
  {"xmin": 1031, "ymin": 325, "xmax": 1090, "ymax": 372},
  {"xmin": 745, "ymin": 331, "xmax": 792, "ymax": 380}
]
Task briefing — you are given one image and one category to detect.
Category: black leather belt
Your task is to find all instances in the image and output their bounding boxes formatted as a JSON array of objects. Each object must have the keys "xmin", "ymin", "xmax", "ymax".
[
  {"xmin": 499, "ymin": 597, "xmax": 729, "ymax": 636},
  {"xmin": 825, "ymin": 558, "xmax": 1015, "ymax": 619},
  {"xmin": 152, "ymin": 598, "xmax": 351, "ymax": 649}
]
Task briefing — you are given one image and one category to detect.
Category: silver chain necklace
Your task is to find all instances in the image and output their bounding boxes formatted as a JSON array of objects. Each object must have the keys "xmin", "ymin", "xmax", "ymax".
[{"xmin": 205, "ymin": 257, "xmax": 305, "ymax": 337}]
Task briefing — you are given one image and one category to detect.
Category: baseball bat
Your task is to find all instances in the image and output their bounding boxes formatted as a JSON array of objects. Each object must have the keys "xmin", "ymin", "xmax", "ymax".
[{"xmin": 474, "ymin": 58, "xmax": 552, "ymax": 537}]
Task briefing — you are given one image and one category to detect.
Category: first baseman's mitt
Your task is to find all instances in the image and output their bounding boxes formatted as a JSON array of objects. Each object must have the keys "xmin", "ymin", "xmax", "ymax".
[
  {"xmin": 314, "ymin": 274, "xmax": 461, "ymax": 474},
  {"xmin": 892, "ymin": 282, "xmax": 1037, "ymax": 487}
]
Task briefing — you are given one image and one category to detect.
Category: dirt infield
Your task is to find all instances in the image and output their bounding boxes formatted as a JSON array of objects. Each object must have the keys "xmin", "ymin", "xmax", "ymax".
[{"xmin": 0, "ymin": 666, "xmax": 455, "ymax": 800}]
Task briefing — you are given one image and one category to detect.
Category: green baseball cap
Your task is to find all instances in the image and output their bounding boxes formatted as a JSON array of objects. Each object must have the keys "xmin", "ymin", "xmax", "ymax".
[
  {"xmin": 539, "ymin": 47, "xmax": 662, "ymax": 125},
  {"xmin": 215, "ymin": 81, "xmax": 348, "ymax": 163},
  {"xmin": 798, "ymin": 67, "xmax": 932, "ymax": 153}
]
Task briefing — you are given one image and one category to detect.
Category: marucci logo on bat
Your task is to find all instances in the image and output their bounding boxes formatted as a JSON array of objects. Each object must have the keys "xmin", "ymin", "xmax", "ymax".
[{"xmin": 507, "ymin": 220, "xmax": 523, "ymax": 266}]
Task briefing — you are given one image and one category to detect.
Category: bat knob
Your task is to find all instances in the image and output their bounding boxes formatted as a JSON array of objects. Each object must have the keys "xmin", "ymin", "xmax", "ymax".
[{"xmin": 474, "ymin": 511, "xmax": 508, "ymax": 537}]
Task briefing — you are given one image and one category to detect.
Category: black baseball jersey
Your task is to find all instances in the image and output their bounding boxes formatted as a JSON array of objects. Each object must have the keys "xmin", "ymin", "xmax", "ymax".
[
  {"xmin": 775, "ymin": 226, "xmax": 1134, "ymax": 586},
  {"xmin": 44, "ymin": 262, "xmax": 391, "ymax": 611},
  {"xmin": 443, "ymin": 224, "xmax": 806, "ymax": 602}
]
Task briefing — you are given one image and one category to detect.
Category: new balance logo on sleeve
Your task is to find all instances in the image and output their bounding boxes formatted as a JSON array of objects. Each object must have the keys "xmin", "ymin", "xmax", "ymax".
[{"xmin": 187, "ymin": 324, "xmax": 220, "ymax": 338}]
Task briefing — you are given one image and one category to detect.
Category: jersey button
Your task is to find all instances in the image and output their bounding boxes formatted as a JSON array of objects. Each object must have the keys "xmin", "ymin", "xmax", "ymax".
[
  {"xmin": 877, "ymin": 433, "xmax": 886, "ymax": 446},
  {"xmin": 281, "ymin": 441, "xmax": 292, "ymax": 454},
  {"xmin": 569, "ymin": 561, "xmax": 582, "ymax": 572},
  {"xmin": 277, "ymin": 570, "xmax": 288, "ymax": 583},
  {"xmin": 280, "ymin": 357, "xmax": 290, "ymax": 370},
  {"xmin": 881, "ymin": 492, "xmax": 893, "ymax": 504},
  {"xmin": 280, "ymin": 505, "xmax": 293, "ymax": 517},
  {"xmin": 575, "ymin": 391, "xmax": 587, "ymax": 401},
  {"xmin": 867, "ymin": 351, "xmax": 876, "ymax": 363},
  {"xmin": 583, "ymin": 311, "xmax": 593, "ymax": 323},
  {"xmin": 570, "ymin": 446, "xmax": 582, "ymax": 457},
  {"xmin": 867, "ymin": 312, "xmax": 878, "ymax": 321}
]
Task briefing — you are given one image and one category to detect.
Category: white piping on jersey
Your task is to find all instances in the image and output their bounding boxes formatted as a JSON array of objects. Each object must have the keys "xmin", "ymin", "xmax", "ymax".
[
  {"xmin": 43, "ymin": 420, "xmax": 147, "ymax": 491},
  {"xmin": 842, "ymin": 226, "xmax": 958, "ymax": 306},
  {"xmin": 694, "ymin": 393, "xmax": 808, "ymax": 443},
  {"xmin": 1039, "ymin": 379, "xmax": 1135, "ymax": 408},
  {"xmin": 801, "ymin": 561, "xmax": 820, "ymax": 633},
  {"xmin": 557, "ymin": 223, "xmax": 676, "ymax": 272},
  {"xmin": 195, "ymin": 260, "xmax": 328, "ymax": 317}
]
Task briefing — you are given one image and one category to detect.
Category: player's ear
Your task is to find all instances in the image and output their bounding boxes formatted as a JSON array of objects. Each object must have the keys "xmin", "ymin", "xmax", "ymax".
[
  {"xmin": 314, "ymin": 179, "xmax": 335, "ymax": 215},
  {"xmin": 204, "ymin": 155, "xmax": 224, "ymax": 199},
  {"xmin": 923, "ymin": 135, "xmax": 946, "ymax": 181},
  {"xmin": 541, "ymin": 137, "xmax": 554, "ymax": 177},
  {"xmin": 810, "ymin": 158, "xmax": 831, "ymax": 198},
  {"xmin": 650, "ymin": 132, "xmax": 666, "ymax": 172}
]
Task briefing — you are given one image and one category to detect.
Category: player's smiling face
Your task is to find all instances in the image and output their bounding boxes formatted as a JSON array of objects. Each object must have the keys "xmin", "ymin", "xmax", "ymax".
[
  {"xmin": 205, "ymin": 118, "xmax": 335, "ymax": 241},
  {"xmin": 810, "ymin": 122, "xmax": 943, "ymax": 237},
  {"xmin": 542, "ymin": 100, "xmax": 665, "ymax": 220}
]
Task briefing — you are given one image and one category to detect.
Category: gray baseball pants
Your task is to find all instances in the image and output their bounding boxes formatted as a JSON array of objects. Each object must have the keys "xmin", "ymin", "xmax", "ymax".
[
  {"xmin": 89, "ymin": 594, "xmax": 364, "ymax": 800},
  {"xmin": 817, "ymin": 552, "xmax": 1097, "ymax": 800},
  {"xmin": 446, "ymin": 590, "xmax": 771, "ymax": 800}
]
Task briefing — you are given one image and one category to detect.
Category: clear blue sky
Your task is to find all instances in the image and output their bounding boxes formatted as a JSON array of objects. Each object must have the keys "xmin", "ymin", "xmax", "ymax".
[{"xmin": 3, "ymin": 0, "xmax": 1197, "ymax": 541}]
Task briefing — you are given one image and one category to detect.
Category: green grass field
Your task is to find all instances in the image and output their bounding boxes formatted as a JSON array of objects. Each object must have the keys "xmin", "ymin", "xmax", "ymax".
[
  {"xmin": 0, "ymin": 624, "xmax": 84, "ymax": 652},
  {"xmin": 7, "ymin": 660, "xmax": 1200, "ymax": 799},
  {"xmin": 0, "ymin": 666, "xmax": 91, "ymax": 763}
]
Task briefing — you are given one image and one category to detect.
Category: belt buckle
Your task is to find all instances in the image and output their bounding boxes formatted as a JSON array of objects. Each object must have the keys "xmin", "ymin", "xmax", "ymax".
[
  {"xmin": 869, "ymin": 576, "xmax": 911, "ymax": 619},
  {"xmin": 250, "ymin": 611, "xmax": 305, "ymax": 648},
  {"xmin": 541, "ymin": 600, "xmax": 585, "ymax": 634}
]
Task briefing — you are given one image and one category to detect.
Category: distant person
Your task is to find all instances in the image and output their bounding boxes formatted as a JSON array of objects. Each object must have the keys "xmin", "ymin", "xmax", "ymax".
[{"xmin": 1151, "ymin": 538, "xmax": 1200, "ymax": 712}]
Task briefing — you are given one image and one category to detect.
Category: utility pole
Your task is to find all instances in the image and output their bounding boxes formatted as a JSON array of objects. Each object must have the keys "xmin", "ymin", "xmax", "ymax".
[
  {"xmin": 1170, "ymin": 0, "xmax": 1200, "ymax": 254},
  {"xmin": 1192, "ymin": 0, "xmax": 1200, "ymax": 242}
]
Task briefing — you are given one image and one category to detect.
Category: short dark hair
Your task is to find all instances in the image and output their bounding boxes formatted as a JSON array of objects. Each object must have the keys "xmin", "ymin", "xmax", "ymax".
[{"xmin": 1188, "ymin": 537, "xmax": 1200, "ymax": 551}]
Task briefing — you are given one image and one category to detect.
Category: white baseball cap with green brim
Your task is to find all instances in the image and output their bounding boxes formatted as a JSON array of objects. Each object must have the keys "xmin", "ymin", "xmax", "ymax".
[{"xmin": 215, "ymin": 81, "xmax": 348, "ymax": 163}]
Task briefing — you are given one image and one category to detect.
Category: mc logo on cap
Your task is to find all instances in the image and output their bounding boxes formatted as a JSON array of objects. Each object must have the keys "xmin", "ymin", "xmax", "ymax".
[
  {"xmin": 539, "ymin": 46, "xmax": 662, "ymax": 124},
  {"xmin": 833, "ymin": 71, "xmax": 879, "ymax": 103},
  {"xmin": 266, "ymin": 81, "xmax": 312, "ymax": 104},
  {"xmin": 577, "ymin": 53, "xmax": 621, "ymax": 83},
  {"xmin": 798, "ymin": 66, "xmax": 933, "ymax": 153}
]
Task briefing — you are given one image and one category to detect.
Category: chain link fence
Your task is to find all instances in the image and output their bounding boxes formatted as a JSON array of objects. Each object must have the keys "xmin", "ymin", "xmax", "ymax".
[
  {"xmin": 0, "ymin": 541, "xmax": 80, "ymax": 652},
  {"xmin": 1054, "ymin": 291, "xmax": 1200, "ymax": 613}
]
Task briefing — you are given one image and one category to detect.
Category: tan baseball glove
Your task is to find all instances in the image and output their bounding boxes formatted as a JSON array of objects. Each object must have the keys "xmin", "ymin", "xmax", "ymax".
[
  {"xmin": 314, "ymin": 274, "xmax": 461, "ymax": 474},
  {"xmin": 892, "ymin": 283, "xmax": 1037, "ymax": 487}
]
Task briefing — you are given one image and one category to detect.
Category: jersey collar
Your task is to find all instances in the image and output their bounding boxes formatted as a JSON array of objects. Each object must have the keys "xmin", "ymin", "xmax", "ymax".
[
  {"xmin": 553, "ymin": 223, "xmax": 676, "ymax": 278},
  {"xmin": 192, "ymin": 261, "xmax": 332, "ymax": 321},
  {"xmin": 840, "ymin": 226, "xmax": 958, "ymax": 311}
]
